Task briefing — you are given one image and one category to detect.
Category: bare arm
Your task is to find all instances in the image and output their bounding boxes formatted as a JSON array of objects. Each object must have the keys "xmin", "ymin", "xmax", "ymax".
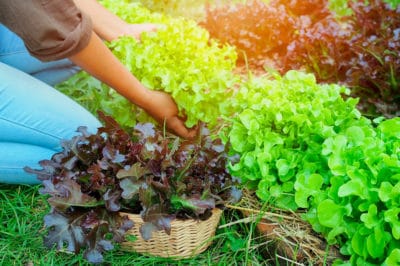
[
  {"xmin": 73, "ymin": 0, "xmax": 158, "ymax": 41},
  {"xmin": 70, "ymin": 1, "xmax": 196, "ymax": 138},
  {"xmin": 69, "ymin": 31, "xmax": 197, "ymax": 139}
]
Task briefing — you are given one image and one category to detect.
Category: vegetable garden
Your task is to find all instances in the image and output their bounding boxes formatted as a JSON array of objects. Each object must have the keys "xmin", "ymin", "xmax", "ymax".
[{"xmin": 1, "ymin": 0, "xmax": 399, "ymax": 265}]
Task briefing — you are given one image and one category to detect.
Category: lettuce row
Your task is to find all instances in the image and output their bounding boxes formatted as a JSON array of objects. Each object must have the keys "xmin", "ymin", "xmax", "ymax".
[{"xmin": 224, "ymin": 70, "xmax": 400, "ymax": 265}]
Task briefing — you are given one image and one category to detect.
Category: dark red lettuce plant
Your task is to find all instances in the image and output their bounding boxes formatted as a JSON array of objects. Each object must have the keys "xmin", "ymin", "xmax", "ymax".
[
  {"xmin": 200, "ymin": 0, "xmax": 400, "ymax": 118},
  {"xmin": 343, "ymin": 0, "xmax": 400, "ymax": 117},
  {"xmin": 25, "ymin": 112, "xmax": 241, "ymax": 263},
  {"xmin": 200, "ymin": 0, "xmax": 296, "ymax": 68}
]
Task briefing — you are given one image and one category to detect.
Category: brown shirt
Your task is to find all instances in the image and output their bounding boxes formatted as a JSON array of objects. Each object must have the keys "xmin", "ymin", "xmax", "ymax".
[{"xmin": 0, "ymin": 0, "xmax": 92, "ymax": 61}]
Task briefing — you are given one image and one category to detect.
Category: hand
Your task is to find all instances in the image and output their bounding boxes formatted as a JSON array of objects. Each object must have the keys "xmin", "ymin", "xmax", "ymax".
[
  {"xmin": 123, "ymin": 23, "xmax": 162, "ymax": 40},
  {"xmin": 73, "ymin": 0, "xmax": 162, "ymax": 42},
  {"xmin": 143, "ymin": 90, "xmax": 198, "ymax": 140}
]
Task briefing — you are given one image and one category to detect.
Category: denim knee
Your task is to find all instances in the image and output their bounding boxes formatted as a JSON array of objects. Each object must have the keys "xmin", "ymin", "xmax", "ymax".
[{"xmin": 0, "ymin": 62, "xmax": 101, "ymax": 185}]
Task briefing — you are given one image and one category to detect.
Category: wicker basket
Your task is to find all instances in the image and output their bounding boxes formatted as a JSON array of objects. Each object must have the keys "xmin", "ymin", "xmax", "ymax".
[{"xmin": 120, "ymin": 208, "xmax": 223, "ymax": 258}]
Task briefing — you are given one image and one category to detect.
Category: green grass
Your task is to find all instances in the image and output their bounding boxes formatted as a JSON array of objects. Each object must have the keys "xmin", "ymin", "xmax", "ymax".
[{"xmin": 0, "ymin": 184, "xmax": 276, "ymax": 266}]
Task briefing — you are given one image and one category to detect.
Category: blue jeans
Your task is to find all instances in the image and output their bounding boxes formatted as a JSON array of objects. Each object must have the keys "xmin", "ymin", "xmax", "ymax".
[{"xmin": 0, "ymin": 25, "xmax": 101, "ymax": 184}]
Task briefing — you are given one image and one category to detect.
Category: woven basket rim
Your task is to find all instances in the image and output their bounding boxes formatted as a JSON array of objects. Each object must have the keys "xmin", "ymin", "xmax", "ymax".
[
  {"xmin": 120, "ymin": 208, "xmax": 223, "ymax": 222},
  {"xmin": 120, "ymin": 208, "xmax": 223, "ymax": 258}
]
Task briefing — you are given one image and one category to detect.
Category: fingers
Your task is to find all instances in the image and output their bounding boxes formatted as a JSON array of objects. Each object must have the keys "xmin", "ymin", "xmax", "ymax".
[
  {"xmin": 150, "ymin": 23, "xmax": 165, "ymax": 31},
  {"xmin": 149, "ymin": 23, "xmax": 162, "ymax": 32},
  {"xmin": 167, "ymin": 116, "xmax": 198, "ymax": 140},
  {"xmin": 134, "ymin": 23, "xmax": 163, "ymax": 40},
  {"xmin": 143, "ymin": 90, "xmax": 196, "ymax": 139}
]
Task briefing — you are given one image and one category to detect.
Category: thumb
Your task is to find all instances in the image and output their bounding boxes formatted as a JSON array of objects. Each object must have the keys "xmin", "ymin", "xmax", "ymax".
[{"xmin": 167, "ymin": 117, "xmax": 198, "ymax": 140}]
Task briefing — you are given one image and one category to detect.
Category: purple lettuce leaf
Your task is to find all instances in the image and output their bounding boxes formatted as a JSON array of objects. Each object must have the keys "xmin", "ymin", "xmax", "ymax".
[
  {"xmin": 43, "ymin": 208, "xmax": 134, "ymax": 264},
  {"xmin": 140, "ymin": 204, "xmax": 175, "ymax": 240},
  {"xmin": 41, "ymin": 179, "xmax": 99, "ymax": 210}
]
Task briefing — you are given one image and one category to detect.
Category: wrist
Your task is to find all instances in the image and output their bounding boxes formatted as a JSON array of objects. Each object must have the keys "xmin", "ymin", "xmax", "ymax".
[
  {"xmin": 110, "ymin": 23, "xmax": 131, "ymax": 41},
  {"xmin": 130, "ymin": 86, "xmax": 153, "ymax": 109}
]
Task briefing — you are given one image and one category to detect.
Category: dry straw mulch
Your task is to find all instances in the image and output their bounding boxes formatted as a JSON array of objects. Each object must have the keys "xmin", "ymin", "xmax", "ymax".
[{"xmin": 225, "ymin": 190, "xmax": 343, "ymax": 265}]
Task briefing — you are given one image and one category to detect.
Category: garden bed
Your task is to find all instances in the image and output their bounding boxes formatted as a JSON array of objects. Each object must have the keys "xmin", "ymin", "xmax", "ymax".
[{"xmin": 1, "ymin": 1, "xmax": 399, "ymax": 265}]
